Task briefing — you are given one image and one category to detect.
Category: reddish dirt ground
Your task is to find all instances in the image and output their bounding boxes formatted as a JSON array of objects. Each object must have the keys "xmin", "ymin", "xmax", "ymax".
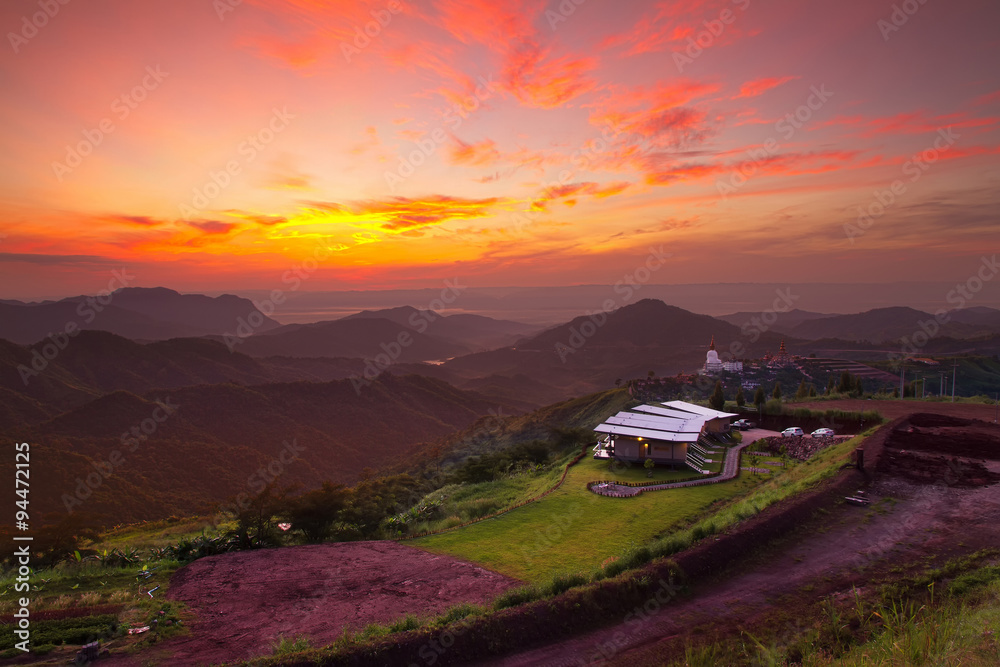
[
  {"xmin": 105, "ymin": 541, "xmax": 520, "ymax": 666},
  {"xmin": 483, "ymin": 413, "xmax": 1000, "ymax": 666}
]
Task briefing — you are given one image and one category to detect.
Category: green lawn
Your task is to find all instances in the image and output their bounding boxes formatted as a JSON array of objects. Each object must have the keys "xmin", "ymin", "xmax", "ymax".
[
  {"xmin": 578, "ymin": 455, "xmax": 719, "ymax": 484},
  {"xmin": 411, "ymin": 450, "xmax": 762, "ymax": 583}
]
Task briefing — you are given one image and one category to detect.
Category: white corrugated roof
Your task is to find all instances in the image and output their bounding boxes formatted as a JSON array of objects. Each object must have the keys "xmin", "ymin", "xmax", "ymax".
[
  {"xmin": 631, "ymin": 404, "xmax": 696, "ymax": 420},
  {"xmin": 661, "ymin": 400, "xmax": 738, "ymax": 419},
  {"xmin": 594, "ymin": 423, "xmax": 699, "ymax": 442},
  {"xmin": 606, "ymin": 412, "xmax": 704, "ymax": 434}
]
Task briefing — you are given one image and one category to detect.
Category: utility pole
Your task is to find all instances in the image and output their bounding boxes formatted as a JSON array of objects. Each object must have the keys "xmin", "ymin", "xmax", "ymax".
[{"xmin": 952, "ymin": 362, "xmax": 958, "ymax": 403}]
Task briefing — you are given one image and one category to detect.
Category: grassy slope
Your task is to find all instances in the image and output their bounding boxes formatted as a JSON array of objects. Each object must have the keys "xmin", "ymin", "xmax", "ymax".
[
  {"xmin": 411, "ymin": 450, "xmax": 760, "ymax": 583},
  {"xmin": 413, "ymin": 428, "xmax": 863, "ymax": 584}
]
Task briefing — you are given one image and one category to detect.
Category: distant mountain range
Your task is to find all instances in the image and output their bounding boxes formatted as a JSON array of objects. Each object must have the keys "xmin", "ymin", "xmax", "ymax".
[
  {"xmin": 718, "ymin": 306, "xmax": 1000, "ymax": 343},
  {"xmin": 13, "ymin": 374, "xmax": 516, "ymax": 524},
  {"xmin": 0, "ymin": 287, "xmax": 280, "ymax": 344},
  {"xmin": 439, "ymin": 299, "xmax": 789, "ymax": 398},
  {"xmin": 229, "ymin": 306, "xmax": 539, "ymax": 361},
  {"xmin": 4, "ymin": 289, "xmax": 1000, "ymax": 525}
]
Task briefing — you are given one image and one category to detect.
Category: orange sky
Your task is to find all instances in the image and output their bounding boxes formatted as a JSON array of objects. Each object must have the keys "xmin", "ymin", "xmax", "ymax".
[{"xmin": 1, "ymin": 0, "xmax": 998, "ymax": 299}]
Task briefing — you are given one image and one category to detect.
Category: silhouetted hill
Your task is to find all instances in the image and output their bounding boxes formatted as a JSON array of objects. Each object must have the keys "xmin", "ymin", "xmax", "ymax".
[
  {"xmin": 0, "ymin": 331, "xmax": 280, "ymax": 411},
  {"xmin": 715, "ymin": 308, "xmax": 832, "ymax": 334},
  {"xmin": 343, "ymin": 306, "xmax": 539, "ymax": 351},
  {"xmin": 18, "ymin": 375, "xmax": 519, "ymax": 525},
  {"xmin": 108, "ymin": 286, "xmax": 281, "ymax": 334},
  {"xmin": 788, "ymin": 307, "xmax": 993, "ymax": 342},
  {"xmin": 0, "ymin": 287, "xmax": 279, "ymax": 343},
  {"xmin": 234, "ymin": 317, "xmax": 467, "ymax": 361},
  {"xmin": 442, "ymin": 299, "xmax": 789, "ymax": 399},
  {"xmin": 946, "ymin": 306, "xmax": 1000, "ymax": 329}
]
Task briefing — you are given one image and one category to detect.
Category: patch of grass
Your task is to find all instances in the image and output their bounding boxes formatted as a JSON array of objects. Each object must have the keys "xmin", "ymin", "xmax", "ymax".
[
  {"xmin": 413, "ymin": 446, "xmax": 763, "ymax": 583},
  {"xmin": 413, "ymin": 429, "xmax": 871, "ymax": 586},
  {"xmin": 272, "ymin": 634, "xmax": 312, "ymax": 655}
]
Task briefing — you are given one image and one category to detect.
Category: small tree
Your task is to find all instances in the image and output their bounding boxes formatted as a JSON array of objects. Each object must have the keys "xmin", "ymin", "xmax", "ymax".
[
  {"xmin": 286, "ymin": 482, "xmax": 350, "ymax": 543},
  {"xmin": 795, "ymin": 379, "xmax": 808, "ymax": 399},
  {"xmin": 827, "ymin": 376, "xmax": 837, "ymax": 394},
  {"xmin": 837, "ymin": 371, "xmax": 853, "ymax": 394},
  {"xmin": 772, "ymin": 382, "xmax": 782, "ymax": 400},
  {"xmin": 809, "ymin": 384, "xmax": 817, "ymax": 397},
  {"xmin": 753, "ymin": 386, "xmax": 766, "ymax": 409},
  {"xmin": 735, "ymin": 386, "xmax": 746, "ymax": 407},
  {"xmin": 644, "ymin": 457, "xmax": 655, "ymax": 478},
  {"xmin": 709, "ymin": 381, "xmax": 725, "ymax": 411}
]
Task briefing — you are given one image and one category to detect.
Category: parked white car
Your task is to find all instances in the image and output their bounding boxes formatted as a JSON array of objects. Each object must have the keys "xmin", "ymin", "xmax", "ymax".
[
  {"xmin": 811, "ymin": 428, "xmax": 835, "ymax": 438},
  {"xmin": 781, "ymin": 427, "xmax": 804, "ymax": 437}
]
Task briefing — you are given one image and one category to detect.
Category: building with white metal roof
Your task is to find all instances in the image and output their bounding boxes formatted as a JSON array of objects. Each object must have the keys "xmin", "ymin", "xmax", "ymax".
[{"xmin": 593, "ymin": 400, "xmax": 736, "ymax": 469}]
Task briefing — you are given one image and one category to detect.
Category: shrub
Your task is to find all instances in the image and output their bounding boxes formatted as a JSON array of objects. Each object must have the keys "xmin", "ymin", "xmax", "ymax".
[
  {"xmin": 545, "ymin": 573, "xmax": 588, "ymax": 596},
  {"xmin": 493, "ymin": 585, "xmax": 542, "ymax": 610},
  {"xmin": 272, "ymin": 634, "xmax": 312, "ymax": 655}
]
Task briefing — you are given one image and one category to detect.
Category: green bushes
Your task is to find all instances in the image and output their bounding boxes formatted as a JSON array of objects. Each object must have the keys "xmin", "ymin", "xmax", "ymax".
[
  {"xmin": 0, "ymin": 614, "xmax": 117, "ymax": 649},
  {"xmin": 546, "ymin": 573, "xmax": 589, "ymax": 596},
  {"xmin": 272, "ymin": 634, "xmax": 312, "ymax": 655},
  {"xmin": 493, "ymin": 585, "xmax": 543, "ymax": 610}
]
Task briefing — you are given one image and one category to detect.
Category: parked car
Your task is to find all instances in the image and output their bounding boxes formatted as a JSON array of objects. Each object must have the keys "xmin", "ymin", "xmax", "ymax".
[
  {"xmin": 811, "ymin": 428, "xmax": 835, "ymax": 438},
  {"xmin": 781, "ymin": 427, "xmax": 804, "ymax": 437},
  {"xmin": 732, "ymin": 419, "xmax": 756, "ymax": 430}
]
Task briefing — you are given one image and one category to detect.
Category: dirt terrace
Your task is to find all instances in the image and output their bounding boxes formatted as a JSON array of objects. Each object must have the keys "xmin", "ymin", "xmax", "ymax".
[{"xmin": 105, "ymin": 541, "xmax": 520, "ymax": 666}]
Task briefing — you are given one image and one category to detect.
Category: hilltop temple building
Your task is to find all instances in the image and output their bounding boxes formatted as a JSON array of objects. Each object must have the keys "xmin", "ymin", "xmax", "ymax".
[
  {"xmin": 702, "ymin": 336, "xmax": 743, "ymax": 374},
  {"xmin": 768, "ymin": 340, "xmax": 794, "ymax": 368},
  {"xmin": 703, "ymin": 336, "xmax": 724, "ymax": 374}
]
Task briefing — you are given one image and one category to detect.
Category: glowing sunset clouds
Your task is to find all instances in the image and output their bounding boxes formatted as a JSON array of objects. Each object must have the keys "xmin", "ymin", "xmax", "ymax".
[{"xmin": 0, "ymin": 0, "xmax": 998, "ymax": 298}]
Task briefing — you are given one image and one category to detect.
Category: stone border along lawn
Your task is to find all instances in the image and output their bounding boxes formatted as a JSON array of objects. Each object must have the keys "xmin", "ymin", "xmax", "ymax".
[
  {"xmin": 410, "ymin": 444, "xmax": 767, "ymax": 583},
  {"xmin": 588, "ymin": 440, "xmax": 751, "ymax": 497}
]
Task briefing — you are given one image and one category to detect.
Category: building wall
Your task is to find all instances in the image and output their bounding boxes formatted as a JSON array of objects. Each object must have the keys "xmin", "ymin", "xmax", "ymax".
[
  {"xmin": 613, "ymin": 438, "xmax": 687, "ymax": 463},
  {"xmin": 704, "ymin": 417, "xmax": 732, "ymax": 433}
]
